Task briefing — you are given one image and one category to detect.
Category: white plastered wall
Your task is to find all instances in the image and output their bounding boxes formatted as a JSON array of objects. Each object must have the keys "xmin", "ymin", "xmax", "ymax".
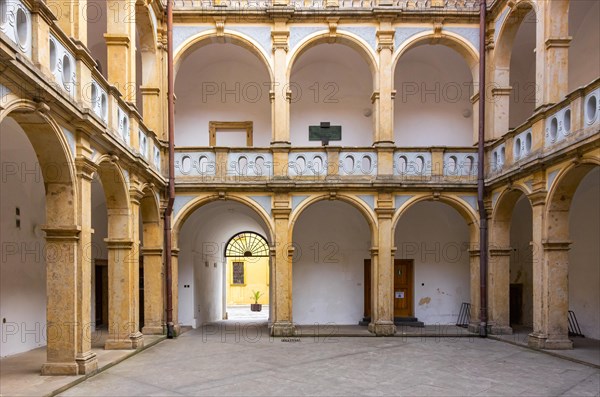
[
  {"xmin": 178, "ymin": 201, "xmax": 270, "ymax": 327},
  {"xmin": 290, "ymin": 44, "xmax": 374, "ymax": 147},
  {"xmin": 394, "ymin": 45, "xmax": 474, "ymax": 147},
  {"xmin": 0, "ymin": 117, "xmax": 47, "ymax": 357},
  {"xmin": 175, "ymin": 44, "xmax": 272, "ymax": 147},
  {"xmin": 568, "ymin": 167, "xmax": 600, "ymax": 340},
  {"xmin": 394, "ymin": 201, "xmax": 470, "ymax": 324},
  {"xmin": 292, "ymin": 201, "xmax": 369, "ymax": 325}
]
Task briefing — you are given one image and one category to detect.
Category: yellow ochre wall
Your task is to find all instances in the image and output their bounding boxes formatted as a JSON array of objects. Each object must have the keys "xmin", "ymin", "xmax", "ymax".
[{"xmin": 226, "ymin": 257, "xmax": 270, "ymax": 305}]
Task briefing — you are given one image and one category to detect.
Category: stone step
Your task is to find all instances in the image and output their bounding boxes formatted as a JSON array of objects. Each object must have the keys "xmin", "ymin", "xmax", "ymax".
[{"xmin": 358, "ymin": 317, "xmax": 425, "ymax": 328}]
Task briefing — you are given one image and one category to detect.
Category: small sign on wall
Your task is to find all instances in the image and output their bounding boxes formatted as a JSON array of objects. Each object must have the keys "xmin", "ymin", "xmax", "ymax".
[{"xmin": 395, "ymin": 291, "xmax": 405, "ymax": 299}]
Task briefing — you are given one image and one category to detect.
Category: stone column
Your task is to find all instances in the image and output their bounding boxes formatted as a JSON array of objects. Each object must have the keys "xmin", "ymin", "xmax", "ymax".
[
  {"xmin": 491, "ymin": 87, "xmax": 512, "ymax": 139},
  {"xmin": 141, "ymin": 247, "xmax": 164, "ymax": 334},
  {"xmin": 104, "ymin": 239, "xmax": 143, "ymax": 349},
  {"xmin": 540, "ymin": 241, "xmax": 573, "ymax": 349},
  {"xmin": 488, "ymin": 248, "xmax": 512, "ymax": 334},
  {"xmin": 171, "ymin": 248, "xmax": 180, "ymax": 335},
  {"xmin": 73, "ymin": 148, "xmax": 99, "ymax": 374},
  {"xmin": 271, "ymin": 22, "xmax": 290, "ymax": 145},
  {"xmin": 369, "ymin": 196, "xmax": 396, "ymax": 336},
  {"xmin": 374, "ymin": 23, "xmax": 395, "ymax": 146},
  {"xmin": 140, "ymin": 87, "xmax": 161, "ymax": 132},
  {"xmin": 46, "ymin": 0, "xmax": 87, "ymax": 44},
  {"xmin": 41, "ymin": 227, "xmax": 80, "ymax": 375},
  {"xmin": 528, "ymin": 190, "xmax": 547, "ymax": 348},
  {"xmin": 468, "ymin": 249, "xmax": 481, "ymax": 333},
  {"xmin": 537, "ymin": 0, "xmax": 571, "ymax": 107},
  {"xmin": 271, "ymin": 193, "xmax": 295, "ymax": 336},
  {"xmin": 105, "ymin": 0, "xmax": 136, "ymax": 102}
]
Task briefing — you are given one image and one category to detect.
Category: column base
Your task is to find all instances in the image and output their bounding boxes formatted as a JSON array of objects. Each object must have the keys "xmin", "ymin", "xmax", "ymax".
[
  {"xmin": 368, "ymin": 321, "xmax": 396, "ymax": 336},
  {"xmin": 489, "ymin": 325, "xmax": 513, "ymax": 335},
  {"xmin": 528, "ymin": 332, "xmax": 572, "ymax": 349},
  {"xmin": 105, "ymin": 332, "xmax": 144, "ymax": 350},
  {"xmin": 270, "ymin": 321, "xmax": 295, "ymax": 337},
  {"xmin": 41, "ymin": 361, "xmax": 79, "ymax": 376},
  {"xmin": 142, "ymin": 325, "xmax": 165, "ymax": 335},
  {"xmin": 75, "ymin": 351, "xmax": 98, "ymax": 374}
]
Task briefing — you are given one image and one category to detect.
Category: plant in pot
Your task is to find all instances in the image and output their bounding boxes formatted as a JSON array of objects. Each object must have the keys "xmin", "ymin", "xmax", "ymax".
[{"xmin": 250, "ymin": 290, "xmax": 263, "ymax": 312}]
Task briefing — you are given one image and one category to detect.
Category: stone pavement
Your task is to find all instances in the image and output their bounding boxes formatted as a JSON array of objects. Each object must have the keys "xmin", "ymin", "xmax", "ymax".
[{"xmin": 60, "ymin": 323, "xmax": 600, "ymax": 396}]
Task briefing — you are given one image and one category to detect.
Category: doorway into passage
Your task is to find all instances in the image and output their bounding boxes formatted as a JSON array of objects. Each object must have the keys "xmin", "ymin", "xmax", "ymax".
[{"xmin": 224, "ymin": 232, "xmax": 270, "ymax": 322}]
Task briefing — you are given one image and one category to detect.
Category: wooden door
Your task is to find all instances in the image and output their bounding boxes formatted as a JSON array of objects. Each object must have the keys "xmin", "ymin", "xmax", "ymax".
[{"xmin": 394, "ymin": 259, "xmax": 413, "ymax": 318}]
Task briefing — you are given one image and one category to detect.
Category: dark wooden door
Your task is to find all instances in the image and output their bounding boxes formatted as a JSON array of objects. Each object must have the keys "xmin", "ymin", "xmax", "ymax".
[
  {"xmin": 510, "ymin": 283, "xmax": 523, "ymax": 325},
  {"xmin": 394, "ymin": 259, "xmax": 413, "ymax": 317}
]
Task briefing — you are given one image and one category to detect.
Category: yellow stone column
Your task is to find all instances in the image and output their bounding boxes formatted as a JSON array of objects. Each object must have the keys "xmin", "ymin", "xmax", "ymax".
[
  {"xmin": 369, "ymin": 195, "xmax": 395, "ymax": 336},
  {"xmin": 271, "ymin": 194, "xmax": 295, "ymax": 336},
  {"xmin": 104, "ymin": 238, "xmax": 144, "ymax": 349},
  {"xmin": 141, "ymin": 247, "xmax": 164, "ymax": 334},
  {"xmin": 538, "ymin": 241, "xmax": 573, "ymax": 349},
  {"xmin": 41, "ymin": 227, "xmax": 80, "ymax": 375},
  {"xmin": 487, "ymin": 248, "xmax": 512, "ymax": 334},
  {"xmin": 46, "ymin": 0, "xmax": 87, "ymax": 44},
  {"xmin": 171, "ymin": 248, "xmax": 180, "ymax": 335},
  {"xmin": 468, "ymin": 249, "xmax": 481, "ymax": 333},
  {"xmin": 73, "ymin": 144, "xmax": 99, "ymax": 374},
  {"xmin": 271, "ymin": 21, "xmax": 290, "ymax": 145},
  {"xmin": 537, "ymin": 0, "xmax": 571, "ymax": 107},
  {"xmin": 375, "ymin": 23, "xmax": 395, "ymax": 146},
  {"xmin": 105, "ymin": 0, "xmax": 136, "ymax": 102},
  {"xmin": 491, "ymin": 87, "xmax": 512, "ymax": 139},
  {"xmin": 527, "ymin": 189, "xmax": 549, "ymax": 348}
]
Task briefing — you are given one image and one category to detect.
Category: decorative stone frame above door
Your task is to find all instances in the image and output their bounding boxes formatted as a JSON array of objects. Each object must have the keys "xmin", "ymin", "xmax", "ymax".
[{"xmin": 209, "ymin": 121, "xmax": 253, "ymax": 147}]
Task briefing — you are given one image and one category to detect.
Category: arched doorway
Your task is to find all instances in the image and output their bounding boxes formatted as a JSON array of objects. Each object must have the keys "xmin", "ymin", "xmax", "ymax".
[
  {"xmin": 224, "ymin": 232, "xmax": 270, "ymax": 321},
  {"xmin": 176, "ymin": 200, "xmax": 273, "ymax": 328}
]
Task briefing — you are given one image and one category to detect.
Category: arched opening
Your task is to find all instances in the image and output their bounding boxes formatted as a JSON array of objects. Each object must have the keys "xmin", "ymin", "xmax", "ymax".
[
  {"xmin": 496, "ymin": 4, "xmax": 537, "ymax": 129},
  {"xmin": 175, "ymin": 41, "xmax": 272, "ymax": 147},
  {"xmin": 135, "ymin": 4, "xmax": 158, "ymax": 117},
  {"xmin": 508, "ymin": 194, "xmax": 533, "ymax": 330},
  {"xmin": 224, "ymin": 232, "xmax": 270, "ymax": 321},
  {"xmin": 0, "ymin": 116, "xmax": 48, "ymax": 357},
  {"xmin": 568, "ymin": 0, "xmax": 600, "ymax": 91},
  {"xmin": 292, "ymin": 200, "xmax": 371, "ymax": 325},
  {"xmin": 177, "ymin": 201, "xmax": 272, "ymax": 328},
  {"xmin": 290, "ymin": 43, "xmax": 374, "ymax": 146},
  {"xmin": 394, "ymin": 44, "xmax": 474, "ymax": 146},
  {"xmin": 568, "ymin": 167, "xmax": 600, "ymax": 340},
  {"xmin": 90, "ymin": 174, "xmax": 109, "ymax": 334},
  {"xmin": 86, "ymin": 0, "xmax": 108, "ymax": 77},
  {"xmin": 394, "ymin": 201, "xmax": 471, "ymax": 325},
  {"xmin": 0, "ymin": 108, "xmax": 79, "ymax": 373}
]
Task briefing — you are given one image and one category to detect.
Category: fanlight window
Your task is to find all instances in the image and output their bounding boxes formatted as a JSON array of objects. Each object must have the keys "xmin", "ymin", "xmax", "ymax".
[{"xmin": 225, "ymin": 232, "xmax": 269, "ymax": 258}]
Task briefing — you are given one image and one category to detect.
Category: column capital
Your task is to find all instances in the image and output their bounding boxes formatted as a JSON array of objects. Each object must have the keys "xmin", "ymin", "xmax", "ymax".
[
  {"xmin": 489, "ymin": 248, "xmax": 512, "ymax": 257},
  {"xmin": 104, "ymin": 33, "xmax": 131, "ymax": 47},
  {"xmin": 171, "ymin": 248, "xmax": 180, "ymax": 257},
  {"xmin": 370, "ymin": 246, "xmax": 379, "ymax": 255},
  {"xmin": 75, "ymin": 157, "xmax": 98, "ymax": 181},
  {"xmin": 272, "ymin": 30, "xmax": 290, "ymax": 53},
  {"xmin": 491, "ymin": 86, "xmax": 512, "ymax": 97},
  {"xmin": 41, "ymin": 226, "xmax": 81, "ymax": 240},
  {"xmin": 141, "ymin": 247, "xmax": 163, "ymax": 256},
  {"xmin": 528, "ymin": 190, "xmax": 547, "ymax": 206},
  {"xmin": 104, "ymin": 239, "xmax": 134, "ymax": 249},
  {"xmin": 545, "ymin": 37, "xmax": 572, "ymax": 50},
  {"xmin": 272, "ymin": 207, "xmax": 291, "ymax": 218},
  {"xmin": 376, "ymin": 29, "xmax": 395, "ymax": 52},
  {"xmin": 542, "ymin": 240, "xmax": 572, "ymax": 251}
]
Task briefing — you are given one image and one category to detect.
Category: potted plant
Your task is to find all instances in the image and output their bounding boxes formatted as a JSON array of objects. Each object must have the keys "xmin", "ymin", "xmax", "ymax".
[{"xmin": 250, "ymin": 290, "xmax": 263, "ymax": 312}]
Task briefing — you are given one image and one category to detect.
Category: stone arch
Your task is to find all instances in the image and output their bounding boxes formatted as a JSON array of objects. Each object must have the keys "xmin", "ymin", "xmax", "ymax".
[
  {"xmin": 546, "ymin": 159, "xmax": 600, "ymax": 241},
  {"xmin": 173, "ymin": 194, "xmax": 275, "ymax": 249},
  {"xmin": 94, "ymin": 156, "xmax": 131, "ymax": 240},
  {"xmin": 391, "ymin": 194, "xmax": 479, "ymax": 243},
  {"xmin": 174, "ymin": 30, "xmax": 274, "ymax": 83},
  {"xmin": 494, "ymin": 1, "xmax": 537, "ymax": 80},
  {"xmin": 391, "ymin": 31, "xmax": 479, "ymax": 86},
  {"xmin": 0, "ymin": 100, "xmax": 77, "ymax": 227},
  {"xmin": 288, "ymin": 194, "xmax": 378, "ymax": 243},
  {"xmin": 491, "ymin": 186, "xmax": 533, "ymax": 247},
  {"xmin": 287, "ymin": 31, "xmax": 379, "ymax": 86},
  {"xmin": 135, "ymin": 2, "xmax": 159, "ymax": 87}
]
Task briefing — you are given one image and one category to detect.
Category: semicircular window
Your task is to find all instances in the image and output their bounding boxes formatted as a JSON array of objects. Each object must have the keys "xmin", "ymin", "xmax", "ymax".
[{"xmin": 225, "ymin": 232, "xmax": 269, "ymax": 258}]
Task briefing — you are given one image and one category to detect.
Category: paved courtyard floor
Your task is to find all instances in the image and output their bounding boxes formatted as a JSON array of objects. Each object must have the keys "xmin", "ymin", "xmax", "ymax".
[{"xmin": 60, "ymin": 322, "xmax": 600, "ymax": 397}]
